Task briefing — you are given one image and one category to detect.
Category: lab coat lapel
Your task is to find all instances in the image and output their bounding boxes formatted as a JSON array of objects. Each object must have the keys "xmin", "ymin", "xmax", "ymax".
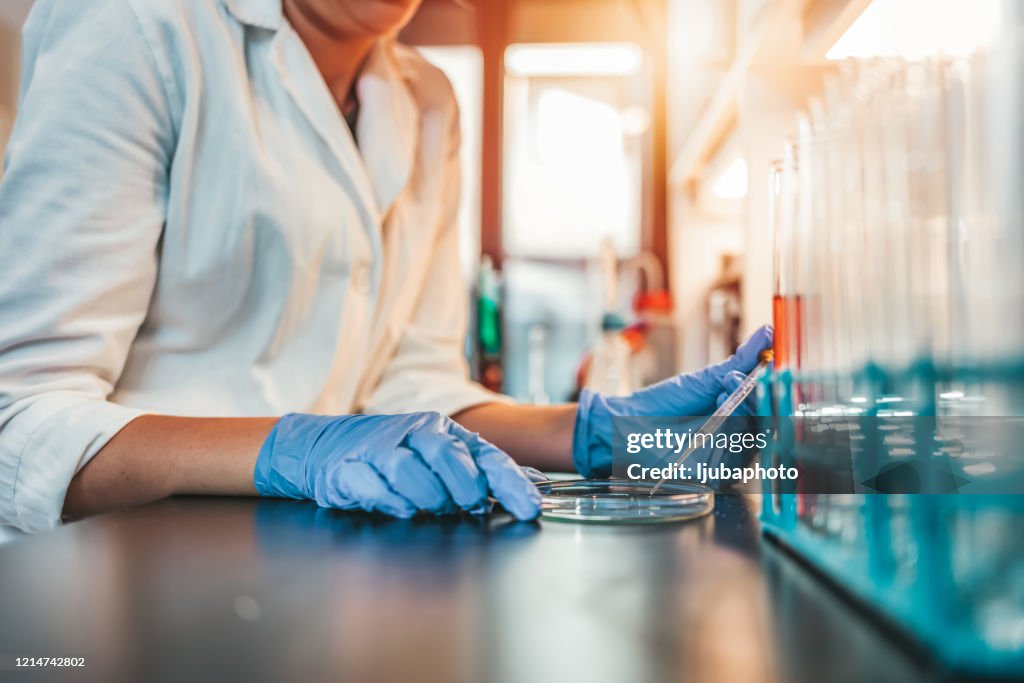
[
  {"xmin": 268, "ymin": 27, "xmax": 382, "ymax": 225},
  {"xmin": 220, "ymin": 0, "xmax": 281, "ymax": 31},
  {"xmin": 355, "ymin": 41, "xmax": 419, "ymax": 215},
  {"xmin": 223, "ymin": 3, "xmax": 416, "ymax": 220}
]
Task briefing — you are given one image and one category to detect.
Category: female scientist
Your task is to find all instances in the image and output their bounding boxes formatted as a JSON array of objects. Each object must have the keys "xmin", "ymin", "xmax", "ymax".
[{"xmin": 0, "ymin": 0, "xmax": 771, "ymax": 531}]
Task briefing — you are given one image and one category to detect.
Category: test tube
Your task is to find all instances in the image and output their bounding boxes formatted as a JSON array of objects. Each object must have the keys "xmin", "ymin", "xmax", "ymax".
[
  {"xmin": 834, "ymin": 62, "xmax": 870, "ymax": 378},
  {"xmin": 986, "ymin": 12, "xmax": 1024, "ymax": 366},
  {"xmin": 877, "ymin": 63, "xmax": 919, "ymax": 372},
  {"xmin": 771, "ymin": 144, "xmax": 802, "ymax": 373},
  {"xmin": 856, "ymin": 59, "xmax": 894, "ymax": 372},
  {"xmin": 905, "ymin": 60, "xmax": 954, "ymax": 368},
  {"xmin": 794, "ymin": 114, "xmax": 817, "ymax": 402}
]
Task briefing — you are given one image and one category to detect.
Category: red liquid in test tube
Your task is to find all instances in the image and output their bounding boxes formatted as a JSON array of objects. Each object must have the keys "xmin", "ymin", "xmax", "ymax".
[{"xmin": 772, "ymin": 294, "xmax": 803, "ymax": 370}]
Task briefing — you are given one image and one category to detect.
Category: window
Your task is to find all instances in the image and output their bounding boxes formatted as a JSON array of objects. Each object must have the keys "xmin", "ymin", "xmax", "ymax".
[
  {"xmin": 500, "ymin": 43, "xmax": 649, "ymax": 400},
  {"xmin": 417, "ymin": 46, "xmax": 483, "ymax": 282},
  {"xmin": 503, "ymin": 43, "xmax": 647, "ymax": 258}
]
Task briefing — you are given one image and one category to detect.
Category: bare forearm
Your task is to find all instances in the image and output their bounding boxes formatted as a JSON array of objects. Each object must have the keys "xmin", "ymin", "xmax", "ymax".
[
  {"xmin": 64, "ymin": 403, "xmax": 576, "ymax": 521},
  {"xmin": 453, "ymin": 403, "xmax": 577, "ymax": 473},
  {"xmin": 63, "ymin": 415, "xmax": 276, "ymax": 519}
]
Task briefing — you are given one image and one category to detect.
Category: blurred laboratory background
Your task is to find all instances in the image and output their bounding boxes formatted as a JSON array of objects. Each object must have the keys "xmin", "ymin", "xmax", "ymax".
[
  {"xmin": 3, "ymin": 2, "xmax": 1024, "ymax": 676},
  {"xmin": 2, "ymin": 0, "xmax": 1016, "ymax": 405}
]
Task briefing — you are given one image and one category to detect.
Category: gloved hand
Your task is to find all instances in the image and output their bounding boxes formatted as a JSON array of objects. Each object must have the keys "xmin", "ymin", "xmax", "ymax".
[
  {"xmin": 519, "ymin": 466, "xmax": 550, "ymax": 483},
  {"xmin": 254, "ymin": 411, "xmax": 542, "ymax": 521},
  {"xmin": 574, "ymin": 325, "xmax": 773, "ymax": 477}
]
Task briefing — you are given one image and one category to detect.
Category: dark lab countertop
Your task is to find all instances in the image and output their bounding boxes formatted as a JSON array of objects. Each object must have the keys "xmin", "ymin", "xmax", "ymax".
[{"xmin": 0, "ymin": 495, "xmax": 932, "ymax": 683}]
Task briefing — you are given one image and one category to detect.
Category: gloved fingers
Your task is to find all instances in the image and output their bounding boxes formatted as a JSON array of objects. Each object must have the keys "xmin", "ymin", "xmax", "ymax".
[
  {"xmin": 620, "ymin": 371, "xmax": 720, "ymax": 417},
  {"xmin": 716, "ymin": 369, "xmax": 756, "ymax": 417},
  {"xmin": 447, "ymin": 423, "xmax": 542, "ymax": 522},
  {"xmin": 520, "ymin": 466, "xmax": 549, "ymax": 484},
  {"xmin": 370, "ymin": 445, "xmax": 453, "ymax": 513},
  {"xmin": 725, "ymin": 325, "xmax": 773, "ymax": 374},
  {"xmin": 313, "ymin": 473, "xmax": 362, "ymax": 510},
  {"xmin": 406, "ymin": 420, "xmax": 489, "ymax": 513},
  {"xmin": 335, "ymin": 459, "xmax": 418, "ymax": 518}
]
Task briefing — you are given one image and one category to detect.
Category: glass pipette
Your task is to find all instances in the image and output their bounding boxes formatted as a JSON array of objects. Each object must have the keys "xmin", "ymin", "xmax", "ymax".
[{"xmin": 649, "ymin": 349, "xmax": 773, "ymax": 496}]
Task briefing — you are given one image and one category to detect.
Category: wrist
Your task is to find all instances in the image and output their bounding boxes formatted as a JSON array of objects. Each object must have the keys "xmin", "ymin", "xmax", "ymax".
[
  {"xmin": 253, "ymin": 413, "xmax": 332, "ymax": 500},
  {"xmin": 573, "ymin": 389, "xmax": 614, "ymax": 478},
  {"xmin": 252, "ymin": 418, "xmax": 283, "ymax": 497}
]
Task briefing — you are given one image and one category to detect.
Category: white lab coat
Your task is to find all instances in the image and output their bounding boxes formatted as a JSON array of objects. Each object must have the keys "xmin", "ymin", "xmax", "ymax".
[{"xmin": 0, "ymin": 0, "xmax": 506, "ymax": 532}]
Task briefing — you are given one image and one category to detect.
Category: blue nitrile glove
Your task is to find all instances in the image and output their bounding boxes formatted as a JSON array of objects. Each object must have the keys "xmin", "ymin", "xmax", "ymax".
[
  {"xmin": 574, "ymin": 325, "xmax": 773, "ymax": 477},
  {"xmin": 254, "ymin": 412, "xmax": 542, "ymax": 521},
  {"xmin": 519, "ymin": 466, "xmax": 549, "ymax": 483}
]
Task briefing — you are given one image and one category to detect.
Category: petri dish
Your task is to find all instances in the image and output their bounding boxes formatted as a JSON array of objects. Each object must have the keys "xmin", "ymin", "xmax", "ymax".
[{"xmin": 536, "ymin": 479, "xmax": 714, "ymax": 524}]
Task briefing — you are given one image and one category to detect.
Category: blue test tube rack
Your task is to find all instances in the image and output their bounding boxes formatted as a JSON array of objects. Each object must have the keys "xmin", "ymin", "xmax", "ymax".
[{"xmin": 758, "ymin": 360, "xmax": 1024, "ymax": 678}]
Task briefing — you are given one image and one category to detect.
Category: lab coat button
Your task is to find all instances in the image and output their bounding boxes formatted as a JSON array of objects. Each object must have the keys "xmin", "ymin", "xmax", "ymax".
[{"xmin": 352, "ymin": 264, "xmax": 372, "ymax": 294}]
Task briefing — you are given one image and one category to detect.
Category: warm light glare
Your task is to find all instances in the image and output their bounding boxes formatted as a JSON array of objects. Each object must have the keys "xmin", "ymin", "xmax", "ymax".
[
  {"xmin": 418, "ymin": 46, "xmax": 483, "ymax": 281},
  {"xmin": 505, "ymin": 86, "xmax": 637, "ymax": 255},
  {"xmin": 503, "ymin": 43, "xmax": 645, "ymax": 257},
  {"xmin": 712, "ymin": 159, "xmax": 748, "ymax": 200},
  {"xmin": 505, "ymin": 43, "xmax": 643, "ymax": 77},
  {"xmin": 827, "ymin": 0, "xmax": 1002, "ymax": 60}
]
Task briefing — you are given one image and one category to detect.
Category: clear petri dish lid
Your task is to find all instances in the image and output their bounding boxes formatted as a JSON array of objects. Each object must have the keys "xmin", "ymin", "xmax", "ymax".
[{"xmin": 536, "ymin": 479, "xmax": 714, "ymax": 524}]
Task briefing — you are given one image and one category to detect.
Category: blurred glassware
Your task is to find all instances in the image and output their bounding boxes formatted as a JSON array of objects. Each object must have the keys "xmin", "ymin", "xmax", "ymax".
[
  {"xmin": 775, "ymin": 29, "xmax": 1023, "ymax": 415},
  {"xmin": 770, "ymin": 141, "xmax": 804, "ymax": 375}
]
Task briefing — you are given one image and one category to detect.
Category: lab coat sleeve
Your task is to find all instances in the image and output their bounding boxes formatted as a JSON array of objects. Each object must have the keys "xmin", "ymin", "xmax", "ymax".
[
  {"xmin": 363, "ymin": 99, "xmax": 513, "ymax": 418},
  {"xmin": 0, "ymin": 0, "xmax": 175, "ymax": 531}
]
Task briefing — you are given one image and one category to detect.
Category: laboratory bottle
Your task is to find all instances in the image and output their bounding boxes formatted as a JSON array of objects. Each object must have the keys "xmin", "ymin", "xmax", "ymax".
[{"xmin": 585, "ymin": 312, "xmax": 638, "ymax": 396}]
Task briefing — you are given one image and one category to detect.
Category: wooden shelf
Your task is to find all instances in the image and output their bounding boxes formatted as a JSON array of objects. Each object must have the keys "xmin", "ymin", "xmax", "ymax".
[
  {"xmin": 801, "ymin": 0, "xmax": 873, "ymax": 62},
  {"xmin": 667, "ymin": 52, "xmax": 744, "ymax": 191},
  {"xmin": 669, "ymin": 0, "xmax": 871, "ymax": 192}
]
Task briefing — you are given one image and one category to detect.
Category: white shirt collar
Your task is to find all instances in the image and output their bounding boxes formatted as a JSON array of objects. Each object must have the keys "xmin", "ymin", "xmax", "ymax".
[
  {"xmin": 223, "ymin": 2, "xmax": 419, "ymax": 214},
  {"xmin": 220, "ymin": 0, "xmax": 283, "ymax": 31},
  {"xmin": 355, "ymin": 40, "xmax": 419, "ymax": 213}
]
